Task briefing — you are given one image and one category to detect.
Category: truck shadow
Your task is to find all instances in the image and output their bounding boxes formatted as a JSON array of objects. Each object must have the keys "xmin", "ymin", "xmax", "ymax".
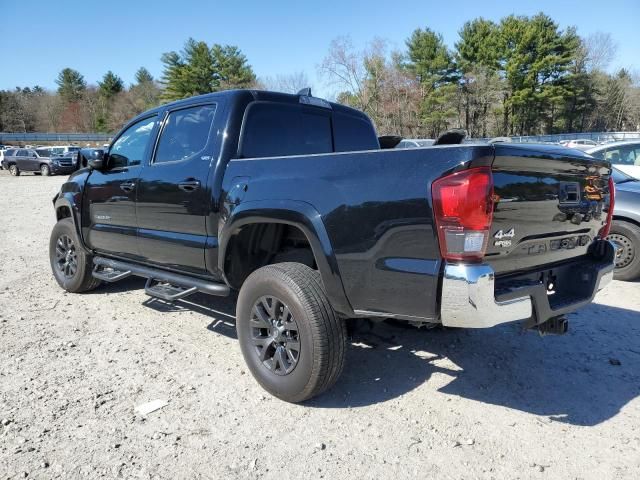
[
  {"xmin": 310, "ymin": 303, "xmax": 640, "ymax": 426},
  {"xmin": 101, "ymin": 279, "xmax": 639, "ymax": 426}
]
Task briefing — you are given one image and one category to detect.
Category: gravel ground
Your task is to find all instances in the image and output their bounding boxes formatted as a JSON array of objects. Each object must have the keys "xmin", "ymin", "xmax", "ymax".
[{"xmin": 1, "ymin": 172, "xmax": 639, "ymax": 480}]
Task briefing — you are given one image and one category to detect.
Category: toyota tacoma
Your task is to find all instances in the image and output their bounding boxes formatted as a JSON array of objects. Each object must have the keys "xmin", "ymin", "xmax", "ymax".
[{"xmin": 49, "ymin": 89, "xmax": 615, "ymax": 402}]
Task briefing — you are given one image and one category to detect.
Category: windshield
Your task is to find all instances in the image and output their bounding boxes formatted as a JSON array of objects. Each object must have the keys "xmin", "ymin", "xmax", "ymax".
[{"xmin": 67, "ymin": 146, "xmax": 80, "ymax": 152}]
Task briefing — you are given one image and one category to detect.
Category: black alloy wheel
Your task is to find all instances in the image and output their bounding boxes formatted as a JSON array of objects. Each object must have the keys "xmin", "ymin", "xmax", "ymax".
[
  {"xmin": 250, "ymin": 295, "xmax": 301, "ymax": 375},
  {"xmin": 54, "ymin": 234, "xmax": 78, "ymax": 279}
]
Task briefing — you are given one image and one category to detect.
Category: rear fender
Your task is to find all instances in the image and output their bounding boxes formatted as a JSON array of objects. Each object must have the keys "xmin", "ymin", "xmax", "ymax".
[{"xmin": 218, "ymin": 199, "xmax": 354, "ymax": 317}]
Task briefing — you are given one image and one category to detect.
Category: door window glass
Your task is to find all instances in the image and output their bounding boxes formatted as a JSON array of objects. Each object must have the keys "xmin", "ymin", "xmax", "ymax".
[
  {"xmin": 17, "ymin": 150, "xmax": 28, "ymax": 157},
  {"xmin": 154, "ymin": 104, "xmax": 216, "ymax": 163},
  {"xmin": 109, "ymin": 116, "xmax": 156, "ymax": 169}
]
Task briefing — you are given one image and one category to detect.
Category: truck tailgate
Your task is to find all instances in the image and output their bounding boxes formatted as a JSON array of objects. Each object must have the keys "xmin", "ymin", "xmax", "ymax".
[{"xmin": 486, "ymin": 144, "xmax": 612, "ymax": 275}]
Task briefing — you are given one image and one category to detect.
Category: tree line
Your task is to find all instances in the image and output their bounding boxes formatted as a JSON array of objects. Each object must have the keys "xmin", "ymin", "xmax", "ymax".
[
  {"xmin": 1, "ymin": 13, "xmax": 639, "ymax": 138},
  {"xmin": 322, "ymin": 14, "xmax": 640, "ymax": 138}
]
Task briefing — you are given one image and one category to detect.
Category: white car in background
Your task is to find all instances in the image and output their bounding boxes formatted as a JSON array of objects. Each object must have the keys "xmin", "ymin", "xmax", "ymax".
[
  {"xmin": 559, "ymin": 139, "xmax": 598, "ymax": 150},
  {"xmin": 586, "ymin": 141, "xmax": 640, "ymax": 179},
  {"xmin": 49, "ymin": 145, "xmax": 81, "ymax": 156},
  {"xmin": 395, "ymin": 139, "xmax": 435, "ymax": 148}
]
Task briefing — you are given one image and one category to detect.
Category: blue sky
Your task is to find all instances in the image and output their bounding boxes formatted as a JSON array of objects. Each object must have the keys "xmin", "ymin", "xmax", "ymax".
[{"xmin": 2, "ymin": 0, "xmax": 638, "ymax": 98}]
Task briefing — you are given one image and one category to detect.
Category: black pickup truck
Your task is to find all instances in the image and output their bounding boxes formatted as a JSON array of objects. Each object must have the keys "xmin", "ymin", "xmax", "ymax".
[{"xmin": 49, "ymin": 89, "xmax": 615, "ymax": 402}]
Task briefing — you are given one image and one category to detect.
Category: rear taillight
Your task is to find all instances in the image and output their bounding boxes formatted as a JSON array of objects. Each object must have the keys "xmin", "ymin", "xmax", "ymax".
[
  {"xmin": 598, "ymin": 176, "xmax": 615, "ymax": 238},
  {"xmin": 432, "ymin": 167, "xmax": 494, "ymax": 262}
]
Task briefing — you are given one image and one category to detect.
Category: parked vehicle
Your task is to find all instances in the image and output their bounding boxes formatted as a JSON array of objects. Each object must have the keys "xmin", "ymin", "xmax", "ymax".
[
  {"xmin": 48, "ymin": 89, "xmax": 615, "ymax": 402},
  {"xmin": 3, "ymin": 148, "xmax": 76, "ymax": 176},
  {"xmin": 395, "ymin": 138, "xmax": 435, "ymax": 148},
  {"xmin": 606, "ymin": 168, "xmax": 640, "ymax": 280},
  {"xmin": 586, "ymin": 141, "xmax": 640, "ymax": 180},
  {"xmin": 48, "ymin": 145, "xmax": 81, "ymax": 156},
  {"xmin": 560, "ymin": 139, "xmax": 598, "ymax": 150},
  {"xmin": 0, "ymin": 148, "xmax": 11, "ymax": 169}
]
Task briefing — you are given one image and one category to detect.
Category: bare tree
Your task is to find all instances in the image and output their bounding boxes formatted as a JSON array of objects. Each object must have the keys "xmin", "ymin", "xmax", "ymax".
[
  {"xmin": 259, "ymin": 72, "xmax": 311, "ymax": 94},
  {"xmin": 319, "ymin": 36, "xmax": 368, "ymax": 111},
  {"xmin": 584, "ymin": 32, "xmax": 618, "ymax": 72}
]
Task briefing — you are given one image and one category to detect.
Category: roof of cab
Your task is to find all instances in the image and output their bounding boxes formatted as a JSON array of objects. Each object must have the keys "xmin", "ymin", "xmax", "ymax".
[{"xmin": 126, "ymin": 89, "xmax": 371, "ymax": 127}]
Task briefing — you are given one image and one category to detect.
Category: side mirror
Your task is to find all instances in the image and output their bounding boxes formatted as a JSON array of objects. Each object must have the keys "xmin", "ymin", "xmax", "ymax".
[{"xmin": 83, "ymin": 148, "xmax": 105, "ymax": 170}]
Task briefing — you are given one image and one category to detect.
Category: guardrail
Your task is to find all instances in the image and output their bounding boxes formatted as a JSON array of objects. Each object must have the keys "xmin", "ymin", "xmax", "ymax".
[
  {"xmin": 0, "ymin": 132, "xmax": 112, "ymax": 143},
  {"xmin": 3, "ymin": 130, "xmax": 640, "ymax": 146},
  {"xmin": 508, "ymin": 132, "xmax": 640, "ymax": 143}
]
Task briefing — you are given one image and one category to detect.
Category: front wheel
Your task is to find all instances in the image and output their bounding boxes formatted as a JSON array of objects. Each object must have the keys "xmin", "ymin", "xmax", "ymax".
[
  {"xmin": 40, "ymin": 164, "xmax": 51, "ymax": 176},
  {"xmin": 236, "ymin": 263, "xmax": 347, "ymax": 403},
  {"xmin": 8, "ymin": 164, "xmax": 19, "ymax": 176},
  {"xmin": 49, "ymin": 218, "xmax": 101, "ymax": 292}
]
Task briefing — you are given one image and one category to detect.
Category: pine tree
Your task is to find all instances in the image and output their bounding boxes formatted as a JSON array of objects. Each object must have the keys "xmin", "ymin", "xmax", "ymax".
[
  {"xmin": 160, "ymin": 38, "xmax": 256, "ymax": 101},
  {"xmin": 211, "ymin": 44, "xmax": 256, "ymax": 90},
  {"xmin": 98, "ymin": 71, "xmax": 124, "ymax": 99},
  {"xmin": 404, "ymin": 28, "xmax": 458, "ymax": 137},
  {"xmin": 134, "ymin": 67, "xmax": 154, "ymax": 85},
  {"xmin": 55, "ymin": 68, "xmax": 86, "ymax": 103}
]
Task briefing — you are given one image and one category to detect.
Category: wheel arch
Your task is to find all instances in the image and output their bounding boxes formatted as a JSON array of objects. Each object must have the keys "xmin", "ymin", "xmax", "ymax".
[
  {"xmin": 54, "ymin": 194, "xmax": 89, "ymax": 252},
  {"xmin": 612, "ymin": 215, "xmax": 640, "ymax": 229},
  {"xmin": 219, "ymin": 200, "xmax": 354, "ymax": 317}
]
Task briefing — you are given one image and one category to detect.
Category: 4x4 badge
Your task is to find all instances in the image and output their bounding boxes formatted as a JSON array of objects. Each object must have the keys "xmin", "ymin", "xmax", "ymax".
[{"xmin": 494, "ymin": 228, "xmax": 515, "ymax": 239}]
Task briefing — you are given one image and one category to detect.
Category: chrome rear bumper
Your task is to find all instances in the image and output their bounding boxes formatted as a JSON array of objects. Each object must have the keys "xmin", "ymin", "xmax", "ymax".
[
  {"xmin": 440, "ymin": 264, "xmax": 532, "ymax": 328},
  {"xmin": 440, "ymin": 241, "xmax": 615, "ymax": 328}
]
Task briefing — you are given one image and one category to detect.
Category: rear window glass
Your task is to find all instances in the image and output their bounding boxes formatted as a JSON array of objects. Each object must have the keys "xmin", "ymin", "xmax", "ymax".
[
  {"xmin": 240, "ymin": 102, "xmax": 332, "ymax": 158},
  {"xmin": 605, "ymin": 144, "xmax": 640, "ymax": 166},
  {"xmin": 332, "ymin": 112, "xmax": 378, "ymax": 152}
]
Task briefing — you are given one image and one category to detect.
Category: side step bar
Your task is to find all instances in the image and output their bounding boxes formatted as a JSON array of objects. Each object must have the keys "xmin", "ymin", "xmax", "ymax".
[{"xmin": 92, "ymin": 256, "xmax": 230, "ymax": 300}]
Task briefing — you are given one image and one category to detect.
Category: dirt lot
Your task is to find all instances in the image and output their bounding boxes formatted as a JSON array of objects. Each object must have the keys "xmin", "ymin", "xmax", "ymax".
[{"xmin": 0, "ymin": 172, "xmax": 639, "ymax": 480}]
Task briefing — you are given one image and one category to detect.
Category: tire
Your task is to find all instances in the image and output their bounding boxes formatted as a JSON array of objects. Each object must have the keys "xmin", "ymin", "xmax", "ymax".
[
  {"xmin": 8, "ymin": 164, "xmax": 19, "ymax": 176},
  {"xmin": 607, "ymin": 220, "xmax": 640, "ymax": 281},
  {"xmin": 49, "ymin": 218, "xmax": 101, "ymax": 292},
  {"xmin": 237, "ymin": 262, "xmax": 347, "ymax": 403},
  {"xmin": 40, "ymin": 164, "xmax": 51, "ymax": 176}
]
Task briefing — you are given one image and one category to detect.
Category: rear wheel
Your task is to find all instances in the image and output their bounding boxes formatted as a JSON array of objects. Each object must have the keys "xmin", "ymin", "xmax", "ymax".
[
  {"xmin": 8, "ymin": 164, "xmax": 19, "ymax": 176},
  {"xmin": 607, "ymin": 220, "xmax": 640, "ymax": 281},
  {"xmin": 49, "ymin": 218, "xmax": 101, "ymax": 292},
  {"xmin": 40, "ymin": 164, "xmax": 51, "ymax": 176},
  {"xmin": 236, "ymin": 263, "xmax": 347, "ymax": 403}
]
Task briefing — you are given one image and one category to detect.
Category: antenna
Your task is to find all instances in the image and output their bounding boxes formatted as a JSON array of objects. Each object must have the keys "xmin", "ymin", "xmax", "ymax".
[{"xmin": 297, "ymin": 87, "xmax": 312, "ymax": 97}]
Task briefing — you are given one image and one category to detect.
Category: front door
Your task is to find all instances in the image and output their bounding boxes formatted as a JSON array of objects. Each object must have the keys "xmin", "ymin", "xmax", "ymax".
[
  {"xmin": 83, "ymin": 115, "xmax": 158, "ymax": 259},
  {"xmin": 15, "ymin": 149, "xmax": 31, "ymax": 170},
  {"xmin": 136, "ymin": 103, "xmax": 218, "ymax": 274}
]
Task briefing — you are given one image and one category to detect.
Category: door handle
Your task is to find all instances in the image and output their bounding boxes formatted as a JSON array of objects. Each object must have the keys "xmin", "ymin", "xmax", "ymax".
[
  {"xmin": 120, "ymin": 182, "xmax": 135, "ymax": 193},
  {"xmin": 178, "ymin": 180, "xmax": 201, "ymax": 192}
]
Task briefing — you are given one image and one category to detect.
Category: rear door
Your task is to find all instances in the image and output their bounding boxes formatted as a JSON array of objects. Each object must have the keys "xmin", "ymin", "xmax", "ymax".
[
  {"xmin": 83, "ymin": 115, "xmax": 158, "ymax": 259},
  {"xmin": 26, "ymin": 150, "xmax": 40, "ymax": 171},
  {"xmin": 487, "ymin": 144, "xmax": 612, "ymax": 274},
  {"xmin": 135, "ymin": 103, "xmax": 218, "ymax": 274}
]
